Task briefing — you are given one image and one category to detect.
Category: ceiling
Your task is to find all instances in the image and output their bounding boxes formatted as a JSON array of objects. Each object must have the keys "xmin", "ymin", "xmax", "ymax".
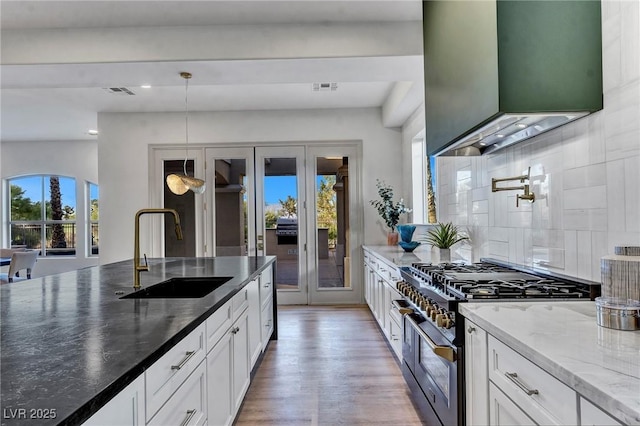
[{"xmin": 0, "ymin": 1, "xmax": 424, "ymax": 142}]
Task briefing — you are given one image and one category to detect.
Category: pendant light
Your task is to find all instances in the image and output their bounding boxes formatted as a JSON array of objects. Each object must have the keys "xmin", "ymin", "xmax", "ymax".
[{"xmin": 166, "ymin": 72, "xmax": 206, "ymax": 195}]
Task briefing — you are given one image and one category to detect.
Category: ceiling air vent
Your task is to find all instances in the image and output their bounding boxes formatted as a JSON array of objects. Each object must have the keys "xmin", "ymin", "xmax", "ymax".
[
  {"xmin": 312, "ymin": 82, "xmax": 338, "ymax": 92},
  {"xmin": 103, "ymin": 87, "xmax": 136, "ymax": 95}
]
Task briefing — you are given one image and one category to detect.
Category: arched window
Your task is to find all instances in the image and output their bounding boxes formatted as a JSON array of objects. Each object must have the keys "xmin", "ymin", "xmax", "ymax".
[{"xmin": 8, "ymin": 175, "xmax": 77, "ymax": 256}]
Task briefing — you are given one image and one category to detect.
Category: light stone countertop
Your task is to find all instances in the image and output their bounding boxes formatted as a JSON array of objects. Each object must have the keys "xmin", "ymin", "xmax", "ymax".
[
  {"xmin": 459, "ymin": 301, "xmax": 640, "ymax": 425},
  {"xmin": 363, "ymin": 244, "xmax": 435, "ymax": 266}
]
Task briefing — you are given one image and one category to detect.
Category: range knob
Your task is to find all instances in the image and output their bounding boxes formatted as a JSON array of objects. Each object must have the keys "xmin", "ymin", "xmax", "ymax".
[
  {"xmin": 441, "ymin": 316, "xmax": 455, "ymax": 329},
  {"xmin": 436, "ymin": 313, "xmax": 446, "ymax": 327},
  {"xmin": 430, "ymin": 308, "xmax": 438, "ymax": 321}
]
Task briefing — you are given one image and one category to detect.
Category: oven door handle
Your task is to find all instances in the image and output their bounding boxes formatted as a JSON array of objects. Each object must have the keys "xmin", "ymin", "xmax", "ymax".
[{"xmin": 406, "ymin": 315, "xmax": 457, "ymax": 363}]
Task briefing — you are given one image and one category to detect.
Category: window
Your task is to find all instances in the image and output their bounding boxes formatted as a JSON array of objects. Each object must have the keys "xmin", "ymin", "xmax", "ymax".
[
  {"xmin": 9, "ymin": 175, "xmax": 76, "ymax": 256},
  {"xmin": 88, "ymin": 182, "xmax": 99, "ymax": 256},
  {"xmin": 411, "ymin": 132, "xmax": 438, "ymax": 224}
]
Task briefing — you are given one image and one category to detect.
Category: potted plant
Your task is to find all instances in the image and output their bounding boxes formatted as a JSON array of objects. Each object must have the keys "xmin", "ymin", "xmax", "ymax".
[
  {"xmin": 424, "ymin": 222, "xmax": 468, "ymax": 262},
  {"xmin": 369, "ymin": 180, "xmax": 411, "ymax": 245}
]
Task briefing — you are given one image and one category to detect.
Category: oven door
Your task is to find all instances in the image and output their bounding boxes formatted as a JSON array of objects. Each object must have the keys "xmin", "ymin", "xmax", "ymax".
[{"xmin": 404, "ymin": 313, "xmax": 460, "ymax": 426}]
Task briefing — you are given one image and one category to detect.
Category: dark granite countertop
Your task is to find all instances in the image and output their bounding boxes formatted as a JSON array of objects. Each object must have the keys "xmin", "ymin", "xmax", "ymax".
[{"xmin": 0, "ymin": 256, "xmax": 275, "ymax": 426}]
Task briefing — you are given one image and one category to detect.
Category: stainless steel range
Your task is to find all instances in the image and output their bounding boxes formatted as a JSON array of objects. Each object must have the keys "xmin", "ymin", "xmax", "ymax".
[{"xmin": 395, "ymin": 258, "xmax": 600, "ymax": 426}]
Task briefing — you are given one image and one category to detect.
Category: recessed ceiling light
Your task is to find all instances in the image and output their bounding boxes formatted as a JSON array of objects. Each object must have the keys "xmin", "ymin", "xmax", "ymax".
[
  {"xmin": 516, "ymin": 123, "xmax": 527, "ymax": 129},
  {"xmin": 496, "ymin": 134, "xmax": 505, "ymax": 138},
  {"xmin": 88, "ymin": 130, "xmax": 99, "ymax": 135},
  {"xmin": 141, "ymin": 85, "xmax": 151, "ymax": 89}
]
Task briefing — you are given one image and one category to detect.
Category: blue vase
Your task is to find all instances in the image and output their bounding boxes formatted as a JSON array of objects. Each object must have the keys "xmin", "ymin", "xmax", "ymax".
[
  {"xmin": 399, "ymin": 241, "xmax": 421, "ymax": 252},
  {"xmin": 396, "ymin": 224, "xmax": 416, "ymax": 243}
]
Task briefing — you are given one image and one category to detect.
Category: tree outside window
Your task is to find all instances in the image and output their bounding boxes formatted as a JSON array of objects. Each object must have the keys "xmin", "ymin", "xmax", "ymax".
[{"xmin": 9, "ymin": 175, "xmax": 76, "ymax": 256}]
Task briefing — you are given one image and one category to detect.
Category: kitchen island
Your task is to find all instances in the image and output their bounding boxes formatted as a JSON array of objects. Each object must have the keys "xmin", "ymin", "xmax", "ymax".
[
  {"xmin": 0, "ymin": 256, "xmax": 276, "ymax": 425},
  {"xmin": 460, "ymin": 301, "xmax": 640, "ymax": 425}
]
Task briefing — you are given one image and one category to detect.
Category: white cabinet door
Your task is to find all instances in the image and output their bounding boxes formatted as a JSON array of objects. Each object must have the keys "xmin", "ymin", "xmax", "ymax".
[
  {"xmin": 207, "ymin": 331, "xmax": 233, "ymax": 426},
  {"xmin": 488, "ymin": 335, "xmax": 577, "ymax": 425},
  {"xmin": 465, "ymin": 319, "xmax": 489, "ymax": 426},
  {"xmin": 580, "ymin": 397, "xmax": 622, "ymax": 426},
  {"xmin": 82, "ymin": 375, "xmax": 144, "ymax": 426},
  {"xmin": 232, "ymin": 310, "xmax": 250, "ymax": 414},
  {"xmin": 489, "ymin": 382, "xmax": 536, "ymax": 426},
  {"xmin": 145, "ymin": 323, "xmax": 206, "ymax": 422},
  {"xmin": 246, "ymin": 277, "xmax": 262, "ymax": 369},
  {"xmin": 387, "ymin": 314, "xmax": 402, "ymax": 361},
  {"xmin": 148, "ymin": 360, "xmax": 207, "ymax": 426},
  {"xmin": 261, "ymin": 298, "xmax": 274, "ymax": 351}
]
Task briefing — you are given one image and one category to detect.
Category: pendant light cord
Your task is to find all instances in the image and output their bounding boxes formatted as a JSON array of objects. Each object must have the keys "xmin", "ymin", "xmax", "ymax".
[{"xmin": 183, "ymin": 76, "xmax": 190, "ymax": 176}]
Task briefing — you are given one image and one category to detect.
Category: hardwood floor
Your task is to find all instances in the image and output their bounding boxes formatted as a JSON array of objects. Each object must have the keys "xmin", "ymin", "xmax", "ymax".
[{"xmin": 235, "ymin": 305, "xmax": 425, "ymax": 425}]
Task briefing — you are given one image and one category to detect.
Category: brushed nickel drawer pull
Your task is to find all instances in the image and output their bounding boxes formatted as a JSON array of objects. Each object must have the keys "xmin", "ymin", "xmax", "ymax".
[
  {"xmin": 467, "ymin": 326, "xmax": 476, "ymax": 334},
  {"xmin": 171, "ymin": 351, "xmax": 196, "ymax": 370},
  {"xmin": 180, "ymin": 409, "xmax": 197, "ymax": 426},
  {"xmin": 505, "ymin": 372, "xmax": 539, "ymax": 395}
]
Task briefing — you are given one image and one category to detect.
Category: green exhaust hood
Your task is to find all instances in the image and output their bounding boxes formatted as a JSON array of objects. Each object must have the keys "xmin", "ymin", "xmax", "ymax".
[{"xmin": 423, "ymin": 0, "xmax": 603, "ymax": 157}]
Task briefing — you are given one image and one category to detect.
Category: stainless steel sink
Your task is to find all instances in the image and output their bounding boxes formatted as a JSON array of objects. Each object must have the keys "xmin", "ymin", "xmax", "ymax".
[{"xmin": 120, "ymin": 276, "xmax": 232, "ymax": 299}]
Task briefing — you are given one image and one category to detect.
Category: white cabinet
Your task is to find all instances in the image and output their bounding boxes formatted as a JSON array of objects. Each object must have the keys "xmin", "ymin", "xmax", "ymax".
[
  {"xmin": 82, "ymin": 375, "xmax": 145, "ymax": 426},
  {"xmin": 206, "ymin": 291, "xmax": 250, "ymax": 426},
  {"xmin": 465, "ymin": 319, "xmax": 489, "ymax": 426},
  {"xmin": 145, "ymin": 323, "xmax": 206, "ymax": 422},
  {"xmin": 148, "ymin": 360, "xmax": 207, "ymax": 426},
  {"xmin": 261, "ymin": 298, "xmax": 274, "ymax": 350},
  {"xmin": 362, "ymin": 247, "xmax": 404, "ymax": 361},
  {"xmin": 466, "ymin": 320, "xmax": 623, "ymax": 426},
  {"xmin": 246, "ymin": 277, "xmax": 262, "ymax": 368},
  {"xmin": 489, "ymin": 381, "xmax": 536, "ymax": 425},
  {"xmin": 580, "ymin": 397, "xmax": 623, "ymax": 426},
  {"xmin": 207, "ymin": 331, "xmax": 233, "ymax": 426},
  {"xmin": 488, "ymin": 335, "xmax": 577, "ymax": 425}
]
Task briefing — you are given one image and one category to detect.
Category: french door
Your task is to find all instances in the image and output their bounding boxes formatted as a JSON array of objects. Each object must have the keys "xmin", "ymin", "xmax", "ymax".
[{"xmin": 204, "ymin": 144, "xmax": 361, "ymax": 305}]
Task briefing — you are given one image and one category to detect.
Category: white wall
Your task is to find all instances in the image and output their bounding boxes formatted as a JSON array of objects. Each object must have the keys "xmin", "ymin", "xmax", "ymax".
[
  {"xmin": 435, "ymin": 0, "xmax": 640, "ymax": 281},
  {"xmin": 98, "ymin": 107, "xmax": 403, "ymax": 265},
  {"xmin": 0, "ymin": 140, "xmax": 100, "ymax": 276}
]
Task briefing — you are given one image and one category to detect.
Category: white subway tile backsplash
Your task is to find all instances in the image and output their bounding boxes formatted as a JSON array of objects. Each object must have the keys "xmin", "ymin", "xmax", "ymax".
[
  {"xmin": 564, "ymin": 230, "xmax": 578, "ymax": 277},
  {"xmin": 472, "ymin": 199, "xmax": 488, "ymax": 214},
  {"xmin": 621, "ymin": 0, "xmax": 640, "ymax": 84},
  {"xmin": 576, "ymin": 231, "xmax": 593, "ymax": 280},
  {"xmin": 564, "ymin": 185, "xmax": 608, "ymax": 209},
  {"xmin": 433, "ymin": 2, "xmax": 638, "ymax": 281},
  {"xmin": 591, "ymin": 231, "xmax": 609, "ymax": 280},
  {"xmin": 563, "ymin": 209, "xmax": 608, "ymax": 231},
  {"xmin": 606, "ymin": 158, "xmax": 627, "ymax": 231},
  {"xmin": 564, "ymin": 164, "xmax": 606, "ymax": 190},
  {"xmin": 624, "ymin": 155, "xmax": 640, "ymax": 231}
]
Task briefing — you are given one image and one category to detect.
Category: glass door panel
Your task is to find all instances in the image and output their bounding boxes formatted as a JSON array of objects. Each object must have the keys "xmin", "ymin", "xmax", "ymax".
[
  {"xmin": 205, "ymin": 147, "xmax": 255, "ymax": 258},
  {"xmin": 256, "ymin": 146, "xmax": 307, "ymax": 305},
  {"xmin": 307, "ymin": 145, "xmax": 360, "ymax": 304}
]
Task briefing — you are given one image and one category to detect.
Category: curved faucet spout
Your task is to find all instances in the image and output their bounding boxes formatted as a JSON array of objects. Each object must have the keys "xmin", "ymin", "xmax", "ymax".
[{"xmin": 134, "ymin": 208, "xmax": 183, "ymax": 289}]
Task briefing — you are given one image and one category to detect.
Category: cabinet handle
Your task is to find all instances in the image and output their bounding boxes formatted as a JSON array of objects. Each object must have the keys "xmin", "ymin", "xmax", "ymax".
[
  {"xmin": 171, "ymin": 351, "xmax": 196, "ymax": 370},
  {"xmin": 263, "ymin": 282, "xmax": 271, "ymax": 288},
  {"xmin": 231, "ymin": 326, "xmax": 240, "ymax": 334},
  {"xmin": 467, "ymin": 326, "xmax": 476, "ymax": 334},
  {"xmin": 179, "ymin": 409, "xmax": 197, "ymax": 426},
  {"xmin": 505, "ymin": 372, "xmax": 539, "ymax": 395},
  {"xmin": 264, "ymin": 320, "xmax": 271, "ymax": 327}
]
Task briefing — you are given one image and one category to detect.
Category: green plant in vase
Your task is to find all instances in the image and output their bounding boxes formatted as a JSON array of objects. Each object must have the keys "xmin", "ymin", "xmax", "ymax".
[
  {"xmin": 424, "ymin": 222, "xmax": 468, "ymax": 262},
  {"xmin": 369, "ymin": 179, "xmax": 411, "ymax": 245}
]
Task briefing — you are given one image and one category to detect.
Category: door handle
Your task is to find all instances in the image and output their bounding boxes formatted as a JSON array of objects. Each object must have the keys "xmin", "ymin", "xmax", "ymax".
[{"xmin": 406, "ymin": 315, "xmax": 456, "ymax": 363}]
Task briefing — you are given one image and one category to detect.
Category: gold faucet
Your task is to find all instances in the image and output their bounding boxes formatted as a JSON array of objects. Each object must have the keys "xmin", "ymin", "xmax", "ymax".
[
  {"xmin": 134, "ymin": 208, "xmax": 183, "ymax": 289},
  {"xmin": 491, "ymin": 167, "xmax": 536, "ymax": 207}
]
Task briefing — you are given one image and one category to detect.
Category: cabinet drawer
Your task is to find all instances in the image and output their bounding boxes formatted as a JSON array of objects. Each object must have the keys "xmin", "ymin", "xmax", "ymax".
[
  {"xmin": 206, "ymin": 300, "xmax": 233, "ymax": 352},
  {"xmin": 148, "ymin": 360, "xmax": 207, "ymax": 426},
  {"xmin": 232, "ymin": 287, "xmax": 249, "ymax": 320},
  {"xmin": 489, "ymin": 382, "xmax": 536, "ymax": 425},
  {"xmin": 259, "ymin": 266, "xmax": 273, "ymax": 307},
  {"xmin": 388, "ymin": 314, "xmax": 402, "ymax": 361},
  {"xmin": 145, "ymin": 323, "xmax": 206, "ymax": 421},
  {"xmin": 261, "ymin": 299, "xmax": 274, "ymax": 350},
  {"xmin": 488, "ymin": 335, "xmax": 577, "ymax": 425},
  {"xmin": 580, "ymin": 397, "xmax": 622, "ymax": 426}
]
